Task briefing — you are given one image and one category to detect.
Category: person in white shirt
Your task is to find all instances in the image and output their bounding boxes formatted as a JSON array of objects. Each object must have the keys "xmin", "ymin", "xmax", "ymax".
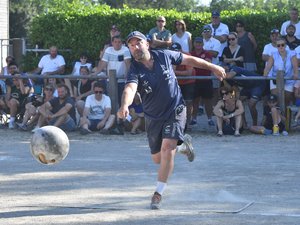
[
  {"xmin": 280, "ymin": 7, "xmax": 300, "ymax": 39},
  {"xmin": 79, "ymin": 81, "xmax": 115, "ymax": 134},
  {"xmin": 202, "ymin": 24, "xmax": 222, "ymax": 106},
  {"xmin": 208, "ymin": 11, "xmax": 229, "ymax": 56},
  {"xmin": 171, "ymin": 19, "xmax": 192, "ymax": 53},
  {"xmin": 33, "ymin": 46, "xmax": 66, "ymax": 76},
  {"xmin": 93, "ymin": 35, "xmax": 131, "ymax": 106},
  {"xmin": 262, "ymin": 29, "xmax": 290, "ymax": 63}
]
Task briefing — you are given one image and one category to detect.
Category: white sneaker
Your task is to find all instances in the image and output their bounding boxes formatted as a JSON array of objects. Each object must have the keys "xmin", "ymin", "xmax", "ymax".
[
  {"xmin": 31, "ymin": 126, "xmax": 40, "ymax": 133},
  {"xmin": 282, "ymin": 131, "xmax": 288, "ymax": 136},
  {"xmin": 183, "ymin": 134, "xmax": 195, "ymax": 162}
]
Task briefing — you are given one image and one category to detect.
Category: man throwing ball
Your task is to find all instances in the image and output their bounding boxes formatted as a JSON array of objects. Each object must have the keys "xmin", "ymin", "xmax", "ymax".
[{"xmin": 118, "ymin": 31, "xmax": 226, "ymax": 209}]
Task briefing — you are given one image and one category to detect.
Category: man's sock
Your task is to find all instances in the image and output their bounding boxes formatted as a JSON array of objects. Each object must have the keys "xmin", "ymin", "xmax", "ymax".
[{"xmin": 155, "ymin": 181, "xmax": 167, "ymax": 195}]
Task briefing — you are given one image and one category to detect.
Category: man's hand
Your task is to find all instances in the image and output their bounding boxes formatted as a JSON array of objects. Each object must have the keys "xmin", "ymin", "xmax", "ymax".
[
  {"xmin": 117, "ymin": 106, "xmax": 129, "ymax": 119},
  {"xmin": 212, "ymin": 65, "xmax": 226, "ymax": 81}
]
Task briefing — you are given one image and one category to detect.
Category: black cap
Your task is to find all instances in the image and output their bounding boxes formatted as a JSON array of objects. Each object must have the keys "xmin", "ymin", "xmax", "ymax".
[
  {"xmin": 267, "ymin": 94, "xmax": 278, "ymax": 102},
  {"xmin": 126, "ymin": 31, "xmax": 147, "ymax": 44},
  {"xmin": 194, "ymin": 37, "xmax": 203, "ymax": 42},
  {"xmin": 170, "ymin": 42, "xmax": 182, "ymax": 51}
]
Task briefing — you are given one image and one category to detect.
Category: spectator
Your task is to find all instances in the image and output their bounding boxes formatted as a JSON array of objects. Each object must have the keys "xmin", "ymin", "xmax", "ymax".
[
  {"xmin": 16, "ymin": 83, "xmax": 55, "ymax": 131},
  {"xmin": 99, "ymin": 25, "xmax": 121, "ymax": 60},
  {"xmin": 263, "ymin": 37, "xmax": 298, "ymax": 108},
  {"xmin": 2, "ymin": 62, "xmax": 32, "ymax": 128},
  {"xmin": 283, "ymin": 23, "xmax": 300, "ymax": 50},
  {"xmin": 213, "ymin": 86, "xmax": 244, "ymax": 136},
  {"xmin": 170, "ymin": 42, "xmax": 195, "ymax": 127},
  {"xmin": 208, "ymin": 10, "xmax": 229, "ymax": 57},
  {"xmin": 1, "ymin": 55, "xmax": 15, "ymax": 76},
  {"xmin": 171, "ymin": 19, "xmax": 192, "ymax": 53},
  {"xmin": 280, "ymin": 7, "xmax": 300, "ymax": 39},
  {"xmin": 79, "ymin": 81, "xmax": 115, "ymax": 135},
  {"xmin": 250, "ymin": 94, "xmax": 288, "ymax": 135},
  {"xmin": 222, "ymin": 32, "xmax": 245, "ymax": 68},
  {"xmin": 202, "ymin": 24, "xmax": 222, "ymax": 106},
  {"xmin": 235, "ymin": 20, "xmax": 258, "ymax": 71},
  {"xmin": 149, "ymin": 16, "xmax": 172, "ymax": 49},
  {"xmin": 293, "ymin": 80, "xmax": 300, "ymax": 126},
  {"xmin": 126, "ymin": 92, "xmax": 145, "ymax": 134},
  {"xmin": 71, "ymin": 66, "xmax": 94, "ymax": 117},
  {"xmin": 262, "ymin": 29, "xmax": 284, "ymax": 63},
  {"xmin": 224, "ymin": 65, "xmax": 266, "ymax": 126},
  {"xmin": 36, "ymin": 83, "xmax": 76, "ymax": 132},
  {"xmin": 190, "ymin": 37, "xmax": 214, "ymax": 127},
  {"xmin": 33, "ymin": 46, "xmax": 66, "ymax": 76},
  {"xmin": 93, "ymin": 35, "xmax": 131, "ymax": 106}
]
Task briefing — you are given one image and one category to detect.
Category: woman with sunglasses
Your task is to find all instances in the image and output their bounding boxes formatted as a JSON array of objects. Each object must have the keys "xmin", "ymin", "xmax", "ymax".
[
  {"xmin": 222, "ymin": 32, "xmax": 244, "ymax": 68},
  {"xmin": 213, "ymin": 86, "xmax": 244, "ymax": 136},
  {"xmin": 263, "ymin": 37, "xmax": 298, "ymax": 108}
]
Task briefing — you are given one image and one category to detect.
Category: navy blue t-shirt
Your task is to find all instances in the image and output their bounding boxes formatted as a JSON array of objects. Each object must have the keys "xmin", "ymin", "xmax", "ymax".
[
  {"xmin": 126, "ymin": 49, "xmax": 184, "ymax": 120},
  {"xmin": 49, "ymin": 96, "xmax": 76, "ymax": 122}
]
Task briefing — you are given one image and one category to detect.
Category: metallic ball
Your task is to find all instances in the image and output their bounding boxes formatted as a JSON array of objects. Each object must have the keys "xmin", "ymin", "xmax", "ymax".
[{"xmin": 30, "ymin": 126, "xmax": 69, "ymax": 165}]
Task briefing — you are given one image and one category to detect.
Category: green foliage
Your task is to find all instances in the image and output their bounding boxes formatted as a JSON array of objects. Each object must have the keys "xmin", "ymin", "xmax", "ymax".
[{"xmin": 26, "ymin": 5, "xmax": 291, "ymax": 73}]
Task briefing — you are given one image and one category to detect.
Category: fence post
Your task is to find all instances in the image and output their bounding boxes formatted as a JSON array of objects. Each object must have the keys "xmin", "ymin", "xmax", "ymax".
[
  {"xmin": 12, "ymin": 38, "xmax": 25, "ymax": 67},
  {"xmin": 108, "ymin": 69, "xmax": 118, "ymax": 114},
  {"xmin": 276, "ymin": 70, "xmax": 285, "ymax": 113}
]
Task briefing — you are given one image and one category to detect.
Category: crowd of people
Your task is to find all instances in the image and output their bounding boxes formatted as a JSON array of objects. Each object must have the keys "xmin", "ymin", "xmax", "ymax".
[{"xmin": 1, "ymin": 8, "xmax": 300, "ymax": 137}]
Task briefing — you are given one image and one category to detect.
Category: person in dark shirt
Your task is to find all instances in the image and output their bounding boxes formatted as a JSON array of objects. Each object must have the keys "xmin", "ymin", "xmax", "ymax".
[{"xmin": 117, "ymin": 31, "xmax": 226, "ymax": 210}]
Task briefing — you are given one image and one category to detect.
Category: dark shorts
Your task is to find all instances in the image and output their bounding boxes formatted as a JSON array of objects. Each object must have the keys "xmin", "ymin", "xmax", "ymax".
[
  {"xmin": 88, "ymin": 119, "xmax": 101, "ymax": 131},
  {"xmin": 179, "ymin": 83, "xmax": 195, "ymax": 101},
  {"xmin": 222, "ymin": 117, "xmax": 243, "ymax": 135},
  {"xmin": 240, "ymin": 85, "xmax": 264, "ymax": 101},
  {"xmin": 264, "ymin": 121, "xmax": 285, "ymax": 132},
  {"xmin": 49, "ymin": 115, "xmax": 76, "ymax": 132},
  {"xmin": 145, "ymin": 104, "xmax": 186, "ymax": 154},
  {"xmin": 194, "ymin": 80, "xmax": 213, "ymax": 99}
]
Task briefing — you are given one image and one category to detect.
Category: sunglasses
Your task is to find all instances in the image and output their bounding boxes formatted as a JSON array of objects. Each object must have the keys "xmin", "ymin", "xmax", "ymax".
[
  {"xmin": 94, "ymin": 90, "xmax": 103, "ymax": 94},
  {"xmin": 45, "ymin": 88, "xmax": 53, "ymax": 91},
  {"xmin": 221, "ymin": 92, "xmax": 229, "ymax": 96},
  {"xmin": 203, "ymin": 29, "xmax": 211, "ymax": 33},
  {"xmin": 228, "ymin": 38, "xmax": 236, "ymax": 41},
  {"xmin": 277, "ymin": 43, "xmax": 285, "ymax": 48},
  {"xmin": 157, "ymin": 20, "xmax": 165, "ymax": 23}
]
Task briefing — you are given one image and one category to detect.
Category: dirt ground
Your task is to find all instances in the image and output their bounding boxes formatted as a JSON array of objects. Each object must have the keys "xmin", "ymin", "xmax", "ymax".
[{"xmin": 0, "ymin": 121, "xmax": 300, "ymax": 225}]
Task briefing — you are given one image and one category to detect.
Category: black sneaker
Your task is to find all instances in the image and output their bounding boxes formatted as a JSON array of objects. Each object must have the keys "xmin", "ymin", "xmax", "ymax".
[{"xmin": 150, "ymin": 192, "xmax": 162, "ymax": 210}]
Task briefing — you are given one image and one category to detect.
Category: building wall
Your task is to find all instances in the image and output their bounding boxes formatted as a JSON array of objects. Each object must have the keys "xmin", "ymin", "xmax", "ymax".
[{"xmin": 0, "ymin": 0, "xmax": 9, "ymax": 69}]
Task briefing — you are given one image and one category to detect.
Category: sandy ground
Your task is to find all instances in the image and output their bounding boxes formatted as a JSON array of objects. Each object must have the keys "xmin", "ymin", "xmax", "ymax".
[{"xmin": 0, "ymin": 116, "xmax": 300, "ymax": 225}]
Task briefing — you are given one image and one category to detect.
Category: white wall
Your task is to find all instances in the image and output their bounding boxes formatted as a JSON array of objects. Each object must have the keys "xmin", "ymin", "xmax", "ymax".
[{"xmin": 0, "ymin": 0, "xmax": 9, "ymax": 69}]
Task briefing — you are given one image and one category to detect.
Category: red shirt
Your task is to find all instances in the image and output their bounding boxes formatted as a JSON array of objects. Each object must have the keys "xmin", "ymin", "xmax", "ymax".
[
  {"xmin": 174, "ymin": 53, "xmax": 195, "ymax": 85},
  {"xmin": 191, "ymin": 50, "xmax": 212, "ymax": 77}
]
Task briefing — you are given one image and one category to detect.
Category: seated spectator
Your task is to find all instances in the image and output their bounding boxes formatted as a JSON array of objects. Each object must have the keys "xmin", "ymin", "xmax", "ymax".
[
  {"xmin": 170, "ymin": 42, "xmax": 195, "ymax": 127},
  {"xmin": 125, "ymin": 92, "xmax": 144, "ymax": 134},
  {"xmin": 171, "ymin": 19, "xmax": 192, "ymax": 53},
  {"xmin": 263, "ymin": 37, "xmax": 298, "ymax": 108},
  {"xmin": 35, "ymin": 84, "xmax": 76, "ymax": 132},
  {"xmin": 1, "ymin": 55, "xmax": 15, "ymax": 76},
  {"xmin": 190, "ymin": 37, "xmax": 214, "ymax": 127},
  {"xmin": 225, "ymin": 65, "xmax": 266, "ymax": 126},
  {"xmin": 213, "ymin": 86, "xmax": 244, "ymax": 136},
  {"xmin": 16, "ymin": 84, "xmax": 55, "ymax": 131},
  {"xmin": 70, "ymin": 66, "xmax": 94, "ymax": 116},
  {"xmin": 32, "ymin": 46, "xmax": 66, "ymax": 86},
  {"xmin": 79, "ymin": 81, "xmax": 115, "ymax": 135},
  {"xmin": 222, "ymin": 32, "xmax": 244, "ymax": 68},
  {"xmin": 1, "ymin": 63, "xmax": 32, "ymax": 128},
  {"xmin": 235, "ymin": 20, "xmax": 257, "ymax": 72},
  {"xmin": 283, "ymin": 23, "xmax": 300, "ymax": 50},
  {"xmin": 293, "ymin": 80, "xmax": 300, "ymax": 126},
  {"xmin": 250, "ymin": 94, "xmax": 288, "ymax": 135}
]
